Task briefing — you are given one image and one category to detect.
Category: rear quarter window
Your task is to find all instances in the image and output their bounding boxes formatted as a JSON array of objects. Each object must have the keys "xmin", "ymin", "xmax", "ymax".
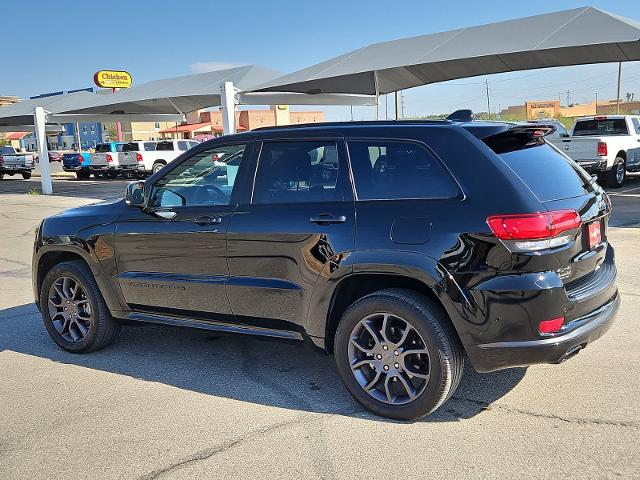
[
  {"xmin": 156, "ymin": 141, "xmax": 174, "ymax": 151},
  {"xmin": 485, "ymin": 136, "xmax": 590, "ymax": 202}
]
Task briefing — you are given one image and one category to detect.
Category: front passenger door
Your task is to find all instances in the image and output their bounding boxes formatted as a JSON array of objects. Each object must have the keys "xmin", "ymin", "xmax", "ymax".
[{"xmin": 114, "ymin": 142, "xmax": 252, "ymax": 319}]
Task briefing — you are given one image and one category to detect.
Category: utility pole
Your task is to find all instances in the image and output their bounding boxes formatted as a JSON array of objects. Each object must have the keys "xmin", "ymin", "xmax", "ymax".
[
  {"xmin": 616, "ymin": 62, "xmax": 622, "ymax": 114},
  {"xmin": 595, "ymin": 92, "xmax": 598, "ymax": 115},
  {"xmin": 566, "ymin": 90, "xmax": 571, "ymax": 106},
  {"xmin": 400, "ymin": 91, "xmax": 405, "ymax": 119},
  {"xmin": 485, "ymin": 79, "xmax": 491, "ymax": 119}
]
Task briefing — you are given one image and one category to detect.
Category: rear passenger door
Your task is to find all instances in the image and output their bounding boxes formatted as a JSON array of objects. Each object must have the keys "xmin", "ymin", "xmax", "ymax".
[
  {"xmin": 226, "ymin": 139, "xmax": 355, "ymax": 329},
  {"xmin": 346, "ymin": 138, "xmax": 461, "ymax": 259}
]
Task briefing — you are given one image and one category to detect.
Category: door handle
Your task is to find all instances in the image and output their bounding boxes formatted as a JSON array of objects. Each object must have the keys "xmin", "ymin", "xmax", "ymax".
[
  {"xmin": 309, "ymin": 214, "xmax": 347, "ymax": 225},
  {"xmin": 194, "ymin": 216, "xmax": 222, "ymax": 226}
]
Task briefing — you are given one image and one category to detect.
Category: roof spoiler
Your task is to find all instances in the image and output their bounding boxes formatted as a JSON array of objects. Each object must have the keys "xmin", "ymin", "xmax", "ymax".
[{"xmin": 447, "ymin": 109, "xmax": 474, "ymax": 122}]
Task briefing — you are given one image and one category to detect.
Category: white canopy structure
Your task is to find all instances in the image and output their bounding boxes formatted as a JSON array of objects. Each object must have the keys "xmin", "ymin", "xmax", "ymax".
[{"xmin": 254, "ymin": 7, "xmax": 640, "ymax": 95}]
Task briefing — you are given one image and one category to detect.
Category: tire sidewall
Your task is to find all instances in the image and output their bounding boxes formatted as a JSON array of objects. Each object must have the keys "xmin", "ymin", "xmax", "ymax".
[
  {"xmin": 40, "ymin": 263, "xmax": 102, "ymax": 352},
  {"xmin": 334, "ymin": 294, "xmax": 454, "ymax": 420}
]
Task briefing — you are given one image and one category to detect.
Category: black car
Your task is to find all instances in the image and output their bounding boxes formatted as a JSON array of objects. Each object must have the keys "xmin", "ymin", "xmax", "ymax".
[{"xmin": 32, "ymin": 121, "xmax": 619, "ymax": 420}]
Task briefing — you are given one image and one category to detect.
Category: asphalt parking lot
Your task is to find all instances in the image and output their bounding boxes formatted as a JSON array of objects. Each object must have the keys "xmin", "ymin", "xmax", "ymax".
[{"xmin": 1, "ymin": 175, "xmax": 639, "ymax": 479}]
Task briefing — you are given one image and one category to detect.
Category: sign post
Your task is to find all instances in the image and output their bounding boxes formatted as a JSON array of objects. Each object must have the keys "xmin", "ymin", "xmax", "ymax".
[{"xmin": 94, "ymin": 70, "xmax": 133, "ymax": 142}]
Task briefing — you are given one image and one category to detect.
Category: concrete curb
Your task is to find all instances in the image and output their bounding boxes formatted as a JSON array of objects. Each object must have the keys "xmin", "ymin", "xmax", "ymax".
[{"xmin": 31, "ymin": 172, "xmax": 76, "ymax": 178}]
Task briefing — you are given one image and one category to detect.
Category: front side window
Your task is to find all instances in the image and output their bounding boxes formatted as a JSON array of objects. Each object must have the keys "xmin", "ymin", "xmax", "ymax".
[
  {"xmin": 347, "ymin": 140, "xmax": 459, "ymax": 200},
  {"xmin": 252, "ymin": 141, "xmax": 341, "ymax": 204},
  {"xmin": 632, "ymin": 118, "xmax": 640, "ymax": 134},
  {"xmin": 149, "ymin": 144, "xmax": 247, "ymax": 208},
  {"xmin": 144, "ymin": 142, "xmax": 156, "ymax": 151}
]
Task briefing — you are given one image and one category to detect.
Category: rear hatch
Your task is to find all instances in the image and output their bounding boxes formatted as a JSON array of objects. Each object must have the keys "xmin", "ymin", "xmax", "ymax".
[{"xmin": 479, "ymin": 126, "xmax": 615, "ymax": 319}]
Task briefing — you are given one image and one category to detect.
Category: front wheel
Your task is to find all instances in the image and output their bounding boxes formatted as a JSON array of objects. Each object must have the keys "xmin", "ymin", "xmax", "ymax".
[
  {"xmin": 605, "ymin": 158, "xmax": 626, "ymax": 188},
  {"xmin": 334, "ymin": 289, "xmax": 463, "ymax": 420},
  {"xmin": 40, "ymin": 260, "xmax": 120, "ymax": 353}
]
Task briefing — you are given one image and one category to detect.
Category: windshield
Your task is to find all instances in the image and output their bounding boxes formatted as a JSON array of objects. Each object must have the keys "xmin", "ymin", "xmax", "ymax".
[{"xmin": 573, "ymin": 118, "xmax": 628, "ymax": 136}]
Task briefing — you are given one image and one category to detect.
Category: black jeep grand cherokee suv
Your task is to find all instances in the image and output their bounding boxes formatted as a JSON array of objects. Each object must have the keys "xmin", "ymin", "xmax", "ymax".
[{"xmin": 33, "ymin": 121, "xmax": 619, "ymax": 420}]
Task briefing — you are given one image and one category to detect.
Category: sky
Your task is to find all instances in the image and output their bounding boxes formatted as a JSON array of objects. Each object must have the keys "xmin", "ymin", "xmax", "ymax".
[{"xmin": 3, "ymin": 0, "xmax": 640, "ymax": 121}]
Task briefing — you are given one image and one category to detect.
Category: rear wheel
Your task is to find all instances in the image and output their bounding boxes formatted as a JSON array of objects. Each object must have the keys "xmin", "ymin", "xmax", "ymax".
[
  {"xmin": 40, "ymin": 260, "xmax": 120, "ymax": 353},
  {"xmin": 334, "ymin": 289, "xmax": 463, "ymax": 420},
  {"xmin": 21, "ymin": 171, "xmax": 32, "ymax": 179},
  {"xmin": 605, "ymin": 158, "xmax": 626, "ymax": 188},
  {"xmin": 76, "ymin": 171, "xmax": 90, "ymax": 179},
  {"xmin": 0, "ymin": 173, "xmax": 4, "ymax": 180},
  {"xmin": 106, "ymin": 171, "xmax": 118, "ymax": 179},
  {"xmin": 152, "ymin": 161, "xmax": 166, "ymax": 174}
]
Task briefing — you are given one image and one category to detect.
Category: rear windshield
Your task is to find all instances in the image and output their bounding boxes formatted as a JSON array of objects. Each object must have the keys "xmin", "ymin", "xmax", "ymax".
[
  {"xmin": 94, "ymin": 144, "xmax": 111, "ymax": 153},
  {"xmin": 156, "ymin": 141, "xmax": 174, "ymax": 151},
  {"xmin": 1, "ymin": 146, "xmax": 15, "ymax": 154},
  {"xmin": 123, "ymin": 143, "xmax": 139, "ymax": 152},
  {"xmin": 483, "ymin": 133, "xmax": 590, "ymax": 202},
  {"xmin": 115, "ymin": 144, "xmax": 125, "ymax": 152},
  {"xmin": 573, "ymin": 118, "xmax": 628, "ymax": 136}
]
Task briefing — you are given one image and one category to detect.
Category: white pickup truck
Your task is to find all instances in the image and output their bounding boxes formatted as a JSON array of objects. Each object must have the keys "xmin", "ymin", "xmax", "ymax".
[
  {"xmin": 0, "ymin": 146, "xmax": 36, "ymax": 180},
  {"xmin": 89, "ymin": 142, "xmax": 127, "ymax": 178},
  {"xmin": 119, "ymin": 139, "xmax": 198, "ymax": 176},
  {"xmin": 549, "ymin": 115, "xmax": 640, "ymax": 187}
]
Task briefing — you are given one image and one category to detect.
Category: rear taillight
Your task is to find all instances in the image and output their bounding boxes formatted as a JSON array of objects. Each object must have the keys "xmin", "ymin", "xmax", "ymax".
[
  {"xmin": 539, "ymin": 317, "xmax": 565, "ymax": 334},
  {"xmin": 136, "ymin": 153, "xmax": 143, "ymax": 163},
  {"xmin": 106, "ymin": 153, "xmax": 113, "ymax": 163},
  {"xmin": 487, "ymin": 210, "xmax": 581, "ymax": 251},
  {"xmin": 77, "ymin": 155, "xmax": 84, "ymax": 163},
  {"xmin": 597, "ymin": 142, "xmax": 607, "ymax": 157}
]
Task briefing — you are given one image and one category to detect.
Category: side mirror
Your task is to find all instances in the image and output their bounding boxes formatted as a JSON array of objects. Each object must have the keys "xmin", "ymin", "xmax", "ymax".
[
  {"xmin": 125, "ymin": 180, "xmax": 145, "ymax": 207},
  {"xmin": 561, "ymin": 133, "xmax": 570, "ymax": 138}
]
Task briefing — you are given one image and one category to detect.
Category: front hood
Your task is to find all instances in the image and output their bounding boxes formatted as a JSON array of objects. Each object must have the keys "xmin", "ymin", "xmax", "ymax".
[{"xmin": 45, "ymin": 198, "xmax": 127, "ymax": 237}]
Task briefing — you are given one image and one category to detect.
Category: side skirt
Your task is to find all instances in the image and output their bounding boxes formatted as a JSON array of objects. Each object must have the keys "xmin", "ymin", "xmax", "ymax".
[{"xmin": 126, "ymin": 311, "xmax": 304, "ymax": 341}]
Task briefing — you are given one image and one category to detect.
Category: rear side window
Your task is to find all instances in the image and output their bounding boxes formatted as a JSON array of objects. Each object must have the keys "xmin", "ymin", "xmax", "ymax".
[
  {"xmin": 483, "ymin": 133, "xmax": 590, "ymax": 202},
  {"xmin": 144, "ymin": 142, "xmax": 156, "ymax": 151},
  {"xmin": 177, "ymin": 141, "xmax": 189, "ymax": 151},
  {"xmin": 347, "ymin": 140, "xmax": 458, "ymax": 200},
  {"xmin": 94, "ymin": 144, "xmax": 110, "ymax": 153},
  {"xmin": 253, "ymin": 141, "xmax": 342, "ymax": 204},
  {"xmin": 573, "ymin": 118, "xmax": 628, "ymax": 136},
  {"xmin": 156, "ymin": 141, "xmax": 174, "ymax": 151}
]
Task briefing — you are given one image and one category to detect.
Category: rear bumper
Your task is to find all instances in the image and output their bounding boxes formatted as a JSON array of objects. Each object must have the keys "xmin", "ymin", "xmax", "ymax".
[
  {"xmin": 1, "ymin": 166, "xmax": 34, "ymax": 172},
  {"xmin": 466, "ymin": 291, "xmax": 620, "ymax": 372},
  {"xmin": 89, "ymin": 165, "xmax": 117, "ymax": 171},
  {"xmin": 119, "ymin": 164, "xmax": 145, "ymax": 171},
  {"xmin": 576, "ymin": 159, "xmax": 608, "ymax": 172}
]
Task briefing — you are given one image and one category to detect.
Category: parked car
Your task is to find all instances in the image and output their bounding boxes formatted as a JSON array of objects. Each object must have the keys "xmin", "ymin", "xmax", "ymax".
[
  {"xmin": 523, "ymin": 118, "xmax": 569, "ymax": 139},
  {"xmin": 119, "ymin": 139, "xmax": 198, "ymax": 175},
  {"xmin": 89, "ymin": 142, "xmax": 127, "ymax": 178},
  {"xmin": 48, "ymin": 151, "xmax": 64, "ymax": 162},
  {"xmin": 0, "ymin": 145, "xmax": 36, "ymax": 179},
  {"xmin": 547, "ymin": 115, "xmax": 640, "ymax": 187},
  {"xmin": 62, "ymin": 152, "xmax": 91, "ymax": 179},
  {"xmin": 33, "ymin": 120, "xmax": 618, "ymax": 420}
]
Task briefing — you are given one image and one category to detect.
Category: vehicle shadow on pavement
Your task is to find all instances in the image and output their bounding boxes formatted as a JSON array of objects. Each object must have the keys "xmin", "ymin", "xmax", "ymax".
[{"xmin": 0, "ymin": 303, "xmax": 526, "ymax": 423}]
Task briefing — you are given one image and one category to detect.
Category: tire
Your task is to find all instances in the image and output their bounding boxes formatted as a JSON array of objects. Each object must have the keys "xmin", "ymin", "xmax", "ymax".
[
  {"xmin": 21, "ymin": 171, "xmax": 32, "ymax": 179},
  {"xmin": 605, "ymin": 157, "xmax": 626, "ymax": 188},
  {"xmin": 0, "ymin": 173, "xmax": 4, "ymax": 180},
  {"xmin": 152, "ymin": 161, "xmax": 166, "ymax": 174},
  {"xmin": 106, "ymin": 171, "xmax": 118, "ymax": 179},
  {"xmin": 39, "ymin": 260, "xmax": 120, "ymax": 353},
  {"xmin": 334, "ymin": 289, "xmax": 463, "ymax": 420},
  {"xmin": 76, "ymin": 171, "xmax": 90, "ymax": 179}
]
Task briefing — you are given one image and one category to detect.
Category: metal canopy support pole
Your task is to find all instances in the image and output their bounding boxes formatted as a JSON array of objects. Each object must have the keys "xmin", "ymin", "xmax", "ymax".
[
  {"xmin": 221, "ymin": 81, "xmax": 237, "ymax": 136},
  {"xmin": 616, "ymin": 62, "xmax": 622, "ymax": 115},
  {"xmin": 395, "ymin": 91, "xmax": 400, "ymax": 120},
  {"xmin": 34, "ymin": 107, "xmax": 52, "ymax": 195},
  {"xmin": 374, "ymin": 71, "xmax": 380, "ymax": 120}
]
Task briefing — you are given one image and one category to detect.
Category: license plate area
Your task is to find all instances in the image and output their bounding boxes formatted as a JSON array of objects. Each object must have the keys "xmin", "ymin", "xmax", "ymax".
[{"xmin": 587, "ymin": 221, "xmax": 602, "ymax": 249}]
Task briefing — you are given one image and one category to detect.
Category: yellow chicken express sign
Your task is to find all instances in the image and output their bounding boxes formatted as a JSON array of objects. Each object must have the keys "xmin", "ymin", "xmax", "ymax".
[{"xmin": 93, "ymin": 70, "xmax": 133, "ymax": 89}]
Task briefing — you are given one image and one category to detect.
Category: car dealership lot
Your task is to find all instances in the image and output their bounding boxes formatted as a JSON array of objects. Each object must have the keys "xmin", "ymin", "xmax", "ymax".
[{"xmin": 1, "ymin": 177, "xmax": 639, "ymax": 479}]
